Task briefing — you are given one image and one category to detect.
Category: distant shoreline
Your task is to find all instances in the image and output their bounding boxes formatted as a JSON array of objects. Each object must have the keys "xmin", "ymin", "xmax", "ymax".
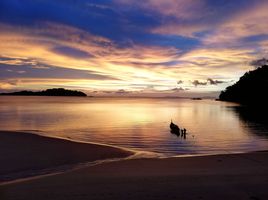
[
  {"xmin": 0, "ymin": 95, "xmax": 217, "ymax": 99},
  {"xmin": 0, "ymin": 88, "xmax": 87, "ymax": 97}
]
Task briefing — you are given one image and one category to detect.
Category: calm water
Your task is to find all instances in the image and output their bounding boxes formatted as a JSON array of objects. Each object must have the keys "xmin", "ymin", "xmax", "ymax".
[{"xmin": 0, "ymin": 96, "xmax": 268, "ymax": 156}]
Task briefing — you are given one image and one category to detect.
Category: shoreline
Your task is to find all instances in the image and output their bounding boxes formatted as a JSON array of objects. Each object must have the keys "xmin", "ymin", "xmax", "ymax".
[
  {"xmin": 0, "ymin": 131, "xmax": 134, "ymax": 184},
  {"xmin": 1, "ymin": 130, "xmax": 268, "ymax": 185},
  {"xmin": 1, "ymin": 131, "xmax": 268, "ymax": 199}
]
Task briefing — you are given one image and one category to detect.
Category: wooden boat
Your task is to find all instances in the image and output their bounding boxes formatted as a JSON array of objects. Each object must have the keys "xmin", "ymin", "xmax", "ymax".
[{"xmin": 170, "ymin": 120, "xmax": 180, "ymax": 134}]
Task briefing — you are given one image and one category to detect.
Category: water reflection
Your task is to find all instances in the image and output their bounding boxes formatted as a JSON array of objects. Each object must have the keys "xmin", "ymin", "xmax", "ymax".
[
  {"xmin": 232, "ymin": 106, "xmax": 268, "ymax": 138},
  {"xmin": 0, "ymin": 96, "xmax": 268, "ymax": 156}
]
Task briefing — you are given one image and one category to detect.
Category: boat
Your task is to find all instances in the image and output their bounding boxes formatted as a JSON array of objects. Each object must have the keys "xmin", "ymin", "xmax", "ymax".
[{"xmin": 170, "ymin": 120, "xmax": 180, "ymax": 134}]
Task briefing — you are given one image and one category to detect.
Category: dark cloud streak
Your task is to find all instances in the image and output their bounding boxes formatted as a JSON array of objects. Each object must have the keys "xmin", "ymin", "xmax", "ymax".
[
  {"xmin": 250, "ymin": 58, "xmax": 268, "ymax": 68},
  {"xmin": 51, "ymin": 46, "xmax": 93, "ymax": 59},
  {"xmin": 192, "ymin": 80, "xmax": 207, "ymax": 87},
  {"xmin": 0, "ymin": 62, "xmax": 119, "ymax": 81},
  {"xmin": 207, "ymin": 78, "xmax": 225, "ymax": 85}
]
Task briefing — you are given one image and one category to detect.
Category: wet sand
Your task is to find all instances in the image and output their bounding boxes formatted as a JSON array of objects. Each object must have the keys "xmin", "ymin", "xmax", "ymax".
[
  {"xmin": 0, "ymin": 131, "xmax": 133, "ymax": 182},
  {"xmin": 1, "ymin": 131, "xmax": 268, "ymax": 200}
]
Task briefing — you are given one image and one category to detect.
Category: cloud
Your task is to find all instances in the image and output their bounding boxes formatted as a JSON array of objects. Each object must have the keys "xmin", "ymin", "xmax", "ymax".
[
  {"xmin": 0, "ymin": 79, "xmax": 18, "ymax": 90},
  {"xmin": 132, "ymin": 0, "xmax": 205, "ymax": 20},
  {"xmin": 207, "ymin": 78, "xmax": 225, "ymax": 85},
  {"xmin": 51, "ymin": 46, "xmax": 93, "ymax": 59},
  {"xmin": 250, "ymin": 58, "xmax": 268, "ymax": 68},
  {"xmin": 152, "ymin": 24, "xmax": 208, "ymax": 38},
  {"xmin": 0, "ymin": 55, "xmax": 38, "ymax": 66},
  {"xmin": 1, "ymin": 29, "xmax": 251, "ymax": 94},
  {"xmin": 175, "ymin": 47, "xmax": 255, "ymax": 85},
  {"xmin": 0, "ymin": 22, "xmax": 180, "ymax": 68},
  {"xmin": 0, "ymin": 77, "xmax": 122, "ymax": 92},
  {"xmin": 171, "ymin": 87, "xmax": 185, "ymax": 92},
  {"xmin": 0, "ymin": 22, "xmax": 256, "ymax": 95},
  {"xmin": 192, "ymin": 80, "xmax": 207, "ymax": 87},
  {"xmin": 191, "ymin": 78, "xmax": 226, "ymax": 87},
  {"xmin": 0, "ymin": 22, "xmax": 188, "ymax": 92},
  {"xmin": 31, "ymin": 65, "xmax": 50, "ymax": 69},
  {"xmin": 102, "ymin": 91, "xmax": 113, "ymax": 94},
  {"xmin": 115, "ymin": 89, "xmax": 130, "ymax": 94},
  {"xmin": 202, "ymin": 1, "xmax": 268, "ymax": 46},
  {"xmin": 0, "ymin": 62, "xmax": 119, "ymax": 81},
  {"xmin": 118, "ymin": 0, "xmax": 208, "ymax": 37},
  {"xmin": 17, "ymin": 70, "xmax": 26, "ymax": 74},
  {"xmin": 177, "ymin": 80, "xmax": 183, "ymax": 84},
  {"xmin": 128, "ymin": 0, "xmax": 256, "ymax": 39},
  {"xmin": 1, "ymin": 1, "xmax": 267, "ymax": 96}
]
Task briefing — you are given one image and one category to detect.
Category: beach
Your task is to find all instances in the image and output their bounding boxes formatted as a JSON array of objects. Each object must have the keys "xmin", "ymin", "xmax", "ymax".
[
  {"xmin": 2, "ymin": 0, "xmax": 268, "ymax": 199},
  {"xmin": 0, "ymin": 131, "xmax": 133, "ymax": 183},
  {"xmin": 1, "ymin": 131, "xmax": 268, "ymax": 200}
]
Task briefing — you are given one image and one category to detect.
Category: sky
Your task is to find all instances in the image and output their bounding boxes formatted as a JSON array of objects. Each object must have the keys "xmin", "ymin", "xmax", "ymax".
[{"xmin": 0, "ymin": 0, "xmax": 268, "ymax": 97}]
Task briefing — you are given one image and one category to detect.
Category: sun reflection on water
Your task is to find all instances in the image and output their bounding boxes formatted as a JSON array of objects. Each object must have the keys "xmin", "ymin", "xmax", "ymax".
[{"xmin": 0, "ymin": 96, "xmax": 268, "ymax": 156}]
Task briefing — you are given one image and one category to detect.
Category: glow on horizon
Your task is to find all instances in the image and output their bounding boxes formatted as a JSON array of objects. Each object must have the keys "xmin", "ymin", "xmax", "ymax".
[{"xmin": 0, "ymin": 0, "xmax": 268, "ymax": 97}]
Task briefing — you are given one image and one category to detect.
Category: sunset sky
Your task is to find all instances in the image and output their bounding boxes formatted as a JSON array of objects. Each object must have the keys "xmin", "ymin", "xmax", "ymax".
[{"xmin": 0, "ymin": 0, "xmax": 268, "ymax": 97}]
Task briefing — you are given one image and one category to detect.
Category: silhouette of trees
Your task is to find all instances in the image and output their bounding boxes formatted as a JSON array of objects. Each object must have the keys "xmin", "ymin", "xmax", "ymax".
[
  {"xmin": 0, "ymin": 88, "xmax": 87, "ymax": 97},
  {"xmin": 219, "ymin": 65, "xmax": 268, "ymax": 105}
]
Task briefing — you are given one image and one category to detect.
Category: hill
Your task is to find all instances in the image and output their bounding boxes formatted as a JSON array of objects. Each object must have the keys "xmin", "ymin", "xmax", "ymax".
[
  {"xmin": 0, "ymin": 88, "xmax": 87, "ymax": 97},
  {"xmin": 219, "ymin": 65, "xmax": 268, "ymax": 105}
]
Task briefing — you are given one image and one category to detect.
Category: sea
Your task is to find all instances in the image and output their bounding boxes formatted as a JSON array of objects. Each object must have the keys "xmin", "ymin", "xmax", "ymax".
[{"xmin": 1, "ymin": 96, "xmax": 268, "ymax": 157}]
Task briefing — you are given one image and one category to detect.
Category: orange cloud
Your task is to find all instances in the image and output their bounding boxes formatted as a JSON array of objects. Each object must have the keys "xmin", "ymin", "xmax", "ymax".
[{"xmin": 0, "ymin": 20, "xmax": 263, "ymax": 96}]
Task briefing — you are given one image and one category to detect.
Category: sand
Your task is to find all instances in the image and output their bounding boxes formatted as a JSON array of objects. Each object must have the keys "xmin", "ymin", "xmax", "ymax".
[
  {"xmin": 0, "ymin": 131, "xmax": 133, "ymax": 182},
  {"xmin": 1, "ymin": 131, "xmax": 268, "ymax": 200}
]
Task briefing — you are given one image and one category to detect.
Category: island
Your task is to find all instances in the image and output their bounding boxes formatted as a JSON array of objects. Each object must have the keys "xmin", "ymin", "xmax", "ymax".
[
  {"xmin": 0, "ymin": 88, "xmax": 87, "ymax": 97},
  {"xmin": 219, "ymin": 65, "xmax": 268, "ymax": 105}
]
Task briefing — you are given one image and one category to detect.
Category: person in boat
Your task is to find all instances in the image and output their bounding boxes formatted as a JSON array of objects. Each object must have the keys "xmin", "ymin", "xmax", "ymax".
[
  {"xmin": 181, "ymin": 129, "xmax": 184, "ymax": 137},
  {"xmin": 181, "ymin": 128, "xmax": 187, "ymax": 139}
]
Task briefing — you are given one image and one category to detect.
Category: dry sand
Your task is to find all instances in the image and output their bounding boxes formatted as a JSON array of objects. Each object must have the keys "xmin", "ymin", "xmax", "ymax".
[{"xmin": 1, "ymin": 131, "xmax": 268, "ymax": 200}]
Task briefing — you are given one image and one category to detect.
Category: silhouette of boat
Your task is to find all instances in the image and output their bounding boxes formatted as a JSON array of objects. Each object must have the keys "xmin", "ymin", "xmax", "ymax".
[{"xmin": 170, "ymin": 120, "xmax": 180, "ymax": 134}]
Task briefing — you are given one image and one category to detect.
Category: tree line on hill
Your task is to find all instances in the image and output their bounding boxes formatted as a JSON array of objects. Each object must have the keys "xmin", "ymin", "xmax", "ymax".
[
  {"xmin": 0, "ymin": 88, "xmax": 87, "ymax": 97},
  {"xmin": 219, "ymin": 65, "xmax": 268, "ymax": 105}
]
